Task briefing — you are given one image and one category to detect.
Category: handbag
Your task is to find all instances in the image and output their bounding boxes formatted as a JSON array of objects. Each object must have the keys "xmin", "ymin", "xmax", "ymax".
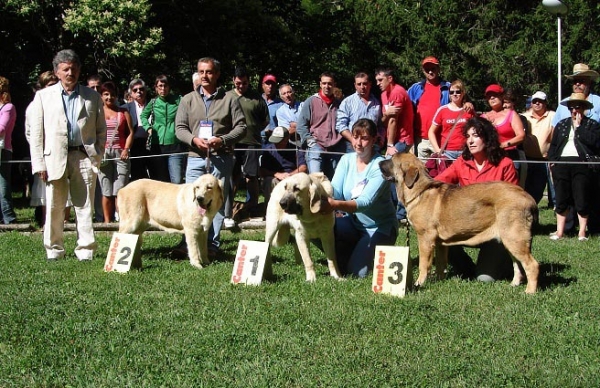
[
  {"xmin": 574, "ymin": 134, "xmax": 600, "ymax": 172},
  {"xmin": 425, "ymin": 152, "xmax": 451, "ymax": 177},
  {"xmin": 425, "ymin": 109, "xmax": 465, "ymax": 177}
]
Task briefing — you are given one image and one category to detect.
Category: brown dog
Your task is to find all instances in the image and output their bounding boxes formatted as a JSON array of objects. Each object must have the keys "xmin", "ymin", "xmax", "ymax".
[{"xmin": 380, "ymin": 153, "xmax": 539, "ymax": 294}]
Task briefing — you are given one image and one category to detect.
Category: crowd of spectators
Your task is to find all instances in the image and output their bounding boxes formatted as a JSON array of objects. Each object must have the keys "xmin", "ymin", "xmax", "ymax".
[{"xmin": 2, "ymin": 51, "xmax": 599, "ymax": 276}]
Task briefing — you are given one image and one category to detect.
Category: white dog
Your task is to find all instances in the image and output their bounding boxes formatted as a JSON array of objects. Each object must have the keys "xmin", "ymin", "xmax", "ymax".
[
  {"xmin": 264, "ymin": 172, "xmax": 342, "ymax": 282},
  {"xmin": 117, "ymin": 175, "xmax": 223, "ymax": 268}
]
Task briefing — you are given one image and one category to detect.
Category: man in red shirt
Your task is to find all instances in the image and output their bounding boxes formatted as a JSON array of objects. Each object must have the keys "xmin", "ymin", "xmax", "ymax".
[{"xmin": 375, "ymin": 67, "xmax": 414, "ymax": 158}]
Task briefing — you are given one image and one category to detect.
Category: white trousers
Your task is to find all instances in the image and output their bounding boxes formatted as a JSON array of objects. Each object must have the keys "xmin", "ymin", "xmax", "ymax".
[{"xmin": 44, "ymin": 150, "xmax": 98, "ymax": 260}]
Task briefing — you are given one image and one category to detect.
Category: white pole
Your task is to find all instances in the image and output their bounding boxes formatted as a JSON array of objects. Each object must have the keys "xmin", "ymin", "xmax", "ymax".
[{"xmin": 557, "ymin": 15, "xmax": 562, "ymax": 104}]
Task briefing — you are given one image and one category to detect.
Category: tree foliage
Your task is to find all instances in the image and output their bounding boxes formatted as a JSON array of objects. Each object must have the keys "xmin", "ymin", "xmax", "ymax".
[{"xmin": 3, "ymin": 0, "xmax": 600, "ymax": 109}]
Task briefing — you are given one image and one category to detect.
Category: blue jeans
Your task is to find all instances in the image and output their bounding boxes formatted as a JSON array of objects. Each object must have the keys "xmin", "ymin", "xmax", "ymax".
[
  {"xmin": 160, "ymin": 144, "xmax": 186, "ymax": 184},
  {"xmin": 443, "ymin": 150, "xmax": 462, "ymax": 160},
  {"xmin": 334, "ymin": 215, "xmax": 398, "ymax": 278},
  {"xmin": 0, "ymin": 150, "xmax": 16, "ymax": 224},
  {"xmin": 306, "ymin": 140, "xmax": 346, "ymax": 180},
  {"xmin": 186, "ymin": 154, "xmax": 234, "ymax": 250}
]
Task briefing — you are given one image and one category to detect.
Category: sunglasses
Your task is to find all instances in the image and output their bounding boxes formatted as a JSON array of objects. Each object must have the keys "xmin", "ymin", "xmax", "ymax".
[
  {"xmin": 449, "ymin": 90, "xmax": 462, "ymax": 95},
  {"xmin": 132, "ymin": 88, "xmax": 144, "ymax": 93},
  {"xmin": 568, "ymin": 105, "xmax": 583, "ymax": 111},
  {"xmin": 531, "ymin": 99, "xmax": 545, "ymax": 104}
]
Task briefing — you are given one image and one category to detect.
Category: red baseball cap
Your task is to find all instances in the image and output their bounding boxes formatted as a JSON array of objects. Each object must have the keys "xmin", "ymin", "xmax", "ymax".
[
  {"xmin": 421, "ymin": 56, "xmax": 440, "ymax": 66},
  {"xmin": 262, "ymin": 74, "xmax": 277, "ymax": 84},
  {"xmin": 484, "ymin": 84, "xmax": 504, "ymax": 95}
]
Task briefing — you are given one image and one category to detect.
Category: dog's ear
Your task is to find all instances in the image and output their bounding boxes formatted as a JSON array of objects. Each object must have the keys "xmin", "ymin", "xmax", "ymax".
[
  {"xmin": 404, "ymin": 166, "xmax": 420, "ymax": 189},
  {"xmin": 192, "ymin": 185, "xmax": 198, "ymax": 202},
  {"xmin": 309, "ymin": 181, "xmax": 327, "ymax": 213}
]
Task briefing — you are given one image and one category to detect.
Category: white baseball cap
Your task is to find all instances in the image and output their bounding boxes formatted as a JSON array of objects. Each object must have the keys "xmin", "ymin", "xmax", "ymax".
[
  {"xmin": 531, "ymin": 91, "xmax": 547, "ymax": 101},
  {"xmin": 268, "ymin": 126, "xmax": 289, "ymax": 143}
]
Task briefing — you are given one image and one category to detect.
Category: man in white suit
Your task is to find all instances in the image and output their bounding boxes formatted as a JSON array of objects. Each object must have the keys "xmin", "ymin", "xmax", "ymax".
[{"xmin": 28, "ymin": 49, "xmax": 106, "ymax": 261}]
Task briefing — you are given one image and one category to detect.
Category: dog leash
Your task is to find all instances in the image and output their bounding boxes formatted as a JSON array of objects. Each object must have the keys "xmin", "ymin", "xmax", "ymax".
[{"xmin": 206, "ymin": 145, "xmax": 211, "ymax": 171}]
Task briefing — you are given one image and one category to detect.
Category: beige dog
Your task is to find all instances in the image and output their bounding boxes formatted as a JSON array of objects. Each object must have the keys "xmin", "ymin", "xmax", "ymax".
[
  {"xmin": 117, "ymin": 175, "xmax": 223, "ymax": 268},
  {"xmin": 264, "ymin": 172, "xmax": 342, "ymax": 282},
  {"xmin": 380, "ymin": 153, "xmax": 539, "ymax": 294}
]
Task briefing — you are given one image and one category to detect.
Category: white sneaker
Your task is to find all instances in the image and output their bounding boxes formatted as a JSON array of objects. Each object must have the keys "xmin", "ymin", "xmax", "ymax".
[{"xmin": 224, "ymin": 218, "xmax": 235, "ymax": 229}]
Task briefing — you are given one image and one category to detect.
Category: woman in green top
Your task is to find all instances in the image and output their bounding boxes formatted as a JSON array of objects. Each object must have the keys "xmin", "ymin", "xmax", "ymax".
[{"xmin": 141, "ymin": 75, "xmax": 185, "ymax": 183}]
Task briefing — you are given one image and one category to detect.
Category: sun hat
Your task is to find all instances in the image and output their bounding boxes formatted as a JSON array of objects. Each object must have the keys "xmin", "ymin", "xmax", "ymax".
[
  {"xmin": 559, "ymin": 92, "xmax": 594, "ymax": 110},
  {"xmin": 531, "ymin": 91, "xmax": 548, "ymax": 101},
  {"xmin": 484, "ymin": 84, "xmax": 504, "ymax": 95},
  {"xmin": 565, "ymin": 63, "xmax": 599, "ymax": 80},
  {"xmin": 268, "ymin": 126, "xmax": 289, "ymax": 143}
]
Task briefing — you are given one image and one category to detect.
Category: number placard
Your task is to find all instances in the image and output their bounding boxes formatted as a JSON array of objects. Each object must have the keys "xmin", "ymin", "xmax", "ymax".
[
  {"xmin": 230, "ymin": 240, "xmax": 270, "ymax": 285},
  {"xmin": 371, "ymin": 246, "xmax": 412, "ymax": 297},
  {"xmin": 104, "ymin": 233, "xmax": 142, "ymax": 273}
]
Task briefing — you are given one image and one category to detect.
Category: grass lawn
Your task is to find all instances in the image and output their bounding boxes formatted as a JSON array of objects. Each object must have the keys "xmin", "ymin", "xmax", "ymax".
[{"xmin": 1, "ymin": 198, "xmax": 599, "ymax": 387}]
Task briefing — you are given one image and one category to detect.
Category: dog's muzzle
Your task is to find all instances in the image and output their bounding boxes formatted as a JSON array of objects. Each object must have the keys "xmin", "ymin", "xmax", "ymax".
[
  {"xmin": 196, "ymin": 196, "xmax": 211, "ymax": 209},
  {"xmin": 279, "ymin": 195, "xmax": 302, "ymax": 215},
  {"xmin": 379, "ymin": 159, "xmax": 397, "ymax": 182}
]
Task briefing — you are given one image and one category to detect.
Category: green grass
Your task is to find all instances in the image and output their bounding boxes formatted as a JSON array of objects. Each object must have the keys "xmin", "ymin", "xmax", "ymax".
[{"xmin": 1, "ymin": 201, "xmax": 599, "ymax": 387}]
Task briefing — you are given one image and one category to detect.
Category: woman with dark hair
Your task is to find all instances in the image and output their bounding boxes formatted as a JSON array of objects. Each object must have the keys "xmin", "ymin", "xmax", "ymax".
[
  {"xmin": 435, "ymin": 116, "xmax": 518, "ymax": 282},
  {"xmin": 437, "ymin": 116, "xmax": 518, "ymax": 185},
  {"xmin": 99, "ymin": 81, "xmax": 134, "ymax": 222},
  {"xmin": 319, "ymin": 118, "xmax": 398, "ymax": 277}
]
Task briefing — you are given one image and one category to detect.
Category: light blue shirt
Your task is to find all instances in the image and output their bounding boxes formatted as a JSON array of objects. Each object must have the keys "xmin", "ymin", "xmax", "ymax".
[
  {"xmin": 61, "ymin": 84, "xmax": 82, "ymax": 146},
  {"xmin": 331, "ymin": 153, "xmax": 398, "ymax": 236},
  {"xmin": 552, "ymin": 93, "xmax": 600, "ymax": 127},
  {"xmin": 336, "ymin": 92, "xmax": 382, "ymax": 134},
  {"xmin": 262, "ymin": 95, "xmax": 283, "ymax": 131},
  {"xmin": 276, "ymin": 101, "xmax": 303, "ymax": 129}
]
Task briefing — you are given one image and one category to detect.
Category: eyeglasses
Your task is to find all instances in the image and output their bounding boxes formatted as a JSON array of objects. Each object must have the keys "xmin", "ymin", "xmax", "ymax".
[
  {"xmin": 132, "ymin": 88, "xmax": 144, "ymax": 93},
  {"xmin": 531, "ymin": 99, "xmax": 545, "ymax": 104},
  {"xmin": 449, "ymin": 90, "xmax": 462, "ymax": 95},
  {"xmin": 568, "ymin": 105, "xmax": 583, "ymax": 111},
  {"xmin": 572, "ymin": 78, "xmax": 589, "ymax": 85}
]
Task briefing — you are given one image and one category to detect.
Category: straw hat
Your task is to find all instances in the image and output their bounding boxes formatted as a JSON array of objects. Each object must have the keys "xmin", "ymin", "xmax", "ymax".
[
  {"xmin": 565, "ymin": 63, "xmax": 599, "ymax": 80},
  {"xmin": 559, "ymin": 92, "xmax": 594, "ymax": 110}
]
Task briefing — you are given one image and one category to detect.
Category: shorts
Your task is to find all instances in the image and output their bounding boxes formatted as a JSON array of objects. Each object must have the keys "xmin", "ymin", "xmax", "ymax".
[{"xmin": 99, "ymin": 148, "xmax": 130, "ymax": 196}]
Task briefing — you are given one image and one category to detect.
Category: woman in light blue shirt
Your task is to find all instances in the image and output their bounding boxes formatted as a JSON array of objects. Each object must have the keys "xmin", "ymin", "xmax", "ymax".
[{"xmin": 321, "ymin": 118, "xmax": 398, "ymax": 277}]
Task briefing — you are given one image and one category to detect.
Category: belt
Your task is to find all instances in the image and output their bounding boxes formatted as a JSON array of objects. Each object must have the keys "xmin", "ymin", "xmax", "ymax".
[{"xmin": 68, "ymin": 145, "xmax": 86, "ymax": 153}]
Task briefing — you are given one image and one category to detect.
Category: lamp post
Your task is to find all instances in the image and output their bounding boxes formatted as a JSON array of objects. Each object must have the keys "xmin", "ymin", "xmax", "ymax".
[{"xmin": 542, "ymin": 0, "xmax": 568, "ymax": 104}]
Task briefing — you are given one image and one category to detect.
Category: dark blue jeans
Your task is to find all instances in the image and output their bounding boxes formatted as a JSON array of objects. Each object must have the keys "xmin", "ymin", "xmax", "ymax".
[{"xmin": 0, "ymin": 150, "xmax": 16, "ymax": 224}]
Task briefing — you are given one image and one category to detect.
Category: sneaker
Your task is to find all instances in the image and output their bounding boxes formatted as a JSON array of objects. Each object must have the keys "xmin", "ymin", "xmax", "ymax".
[
  {"xmin": 224, "ymin": 218, "xmax": 236, "ymax": 229},
  {"xmin": 476, "ymin": 274, "xmax": 495, "ymax": 283},
  {"xmin": 549, "ymin": 232, "xmax": 563, "ymax": 241},
  {"xmin": 578, "ymin": 236, "xmax": 589, "ymax": 242}
]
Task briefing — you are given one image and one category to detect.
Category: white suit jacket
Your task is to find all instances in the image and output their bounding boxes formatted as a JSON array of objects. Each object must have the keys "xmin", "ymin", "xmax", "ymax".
[{"xmin": 28, "ymin": 82, "xmax": 107, "ymax": 181}]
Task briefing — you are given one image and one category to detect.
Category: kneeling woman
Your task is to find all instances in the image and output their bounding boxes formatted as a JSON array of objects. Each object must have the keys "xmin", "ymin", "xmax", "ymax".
[
  {"xmin": 435, "ymin": 116, "xmax": 518, "ymax": 281},
  {"xmin": 320, "ymin": 119, "xmax": 398, "ymax": 277}
]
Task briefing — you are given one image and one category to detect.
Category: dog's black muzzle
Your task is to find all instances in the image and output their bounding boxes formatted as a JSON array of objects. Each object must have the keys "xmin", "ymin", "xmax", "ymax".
[{"xmin": 379, "ymin": 159, "xmax": 396, "ymax": 182}]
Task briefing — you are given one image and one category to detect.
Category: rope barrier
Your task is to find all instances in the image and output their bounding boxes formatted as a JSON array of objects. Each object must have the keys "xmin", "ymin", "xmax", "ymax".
[{"xmin": 5, "ymin": 147, "xmax": 600, "ymax": 167}]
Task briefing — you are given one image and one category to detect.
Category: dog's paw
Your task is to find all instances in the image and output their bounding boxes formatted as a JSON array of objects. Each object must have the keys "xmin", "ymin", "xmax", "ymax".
[
  {"xmin": 189, "ymin": 261, "xmax": 204, "ymax": 269},
  {"xmin": 305, "ymin": 270, "xmax": 317, "ymax": 282}
]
